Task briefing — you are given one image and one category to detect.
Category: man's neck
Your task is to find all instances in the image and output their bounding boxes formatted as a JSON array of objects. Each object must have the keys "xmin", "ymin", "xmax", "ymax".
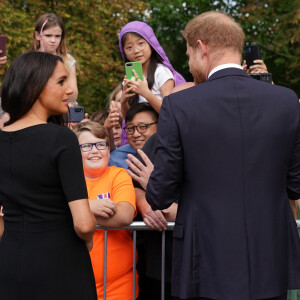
[{"xmin": 206, "ymin": 50, "xmax": 242, "ymax": 79}]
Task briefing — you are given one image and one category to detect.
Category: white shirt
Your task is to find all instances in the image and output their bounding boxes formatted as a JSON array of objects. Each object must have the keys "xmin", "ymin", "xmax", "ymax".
[
  {"xmin": 139, "ymin": 64, "xmax": 174, "ymax": 103},
  {"xmin": 208, "ymin": 63, "xmax": 243, "ymax": 79}
]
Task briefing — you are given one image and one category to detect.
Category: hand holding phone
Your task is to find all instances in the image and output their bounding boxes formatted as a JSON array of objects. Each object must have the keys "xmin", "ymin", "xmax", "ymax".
[
  {"xmin": 0, "ymin": 36, "xmax": 6, "ymax": 58},
  {"xmin": 244, "ymin": 45, "xmax": 261, "ymax": 69},
  {"xmin": 125, "ymin": 62, "xmax": 143, "ymax": 81},
  {"xmin": 69, "ymin": 106, "xmax": 85, "ymax": 122}
]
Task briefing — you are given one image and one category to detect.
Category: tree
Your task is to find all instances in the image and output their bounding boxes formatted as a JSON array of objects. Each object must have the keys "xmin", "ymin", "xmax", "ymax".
[
  {"xmin": 144, "ymin": 0, "xmax": 300, "ymax": 95},
  {"xmin": 143, "ymin": 1, "xmax": 245, "ymax": 82},
  {"xmin": 0, "ymin": 0, "xmax": 148, "ymax": 113},
  {"xmin": 239, "ymin": 0, "xmax": 300, "ymax": 96}
]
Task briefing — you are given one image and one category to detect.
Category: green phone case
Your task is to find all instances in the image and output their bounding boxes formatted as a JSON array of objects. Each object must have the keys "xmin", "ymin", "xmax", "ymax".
[{"xmin": 125, "ymin": 62, "xmax": 143, "ymax": 81}]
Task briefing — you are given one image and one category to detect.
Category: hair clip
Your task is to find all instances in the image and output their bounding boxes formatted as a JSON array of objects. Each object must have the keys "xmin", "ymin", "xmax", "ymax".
[{"xmin": 39, "ymin": 18, "xmax": 49, "ymax": 52}]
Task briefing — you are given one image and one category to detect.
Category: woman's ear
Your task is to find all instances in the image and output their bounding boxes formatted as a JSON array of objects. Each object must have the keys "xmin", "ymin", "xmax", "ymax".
[{"xmin": 34, "ymin": 31, "xmax": 41, "ymax": 41}]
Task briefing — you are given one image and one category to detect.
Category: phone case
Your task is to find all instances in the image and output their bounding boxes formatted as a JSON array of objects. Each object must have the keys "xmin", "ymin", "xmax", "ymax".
[
  {"xmin": 244, "ymin": 45, "xmax": 261, "ymax": 68},
  {"xmin": 69, "ymin": 106, "xmax": 85, "ymax": 122},
  {"xmin": 0, "ymin": 36, "xmax": 6, "ymax": 57},
  {"xmin": 125, "ymin": 62, "xmax": 143, "ymax": 81}
]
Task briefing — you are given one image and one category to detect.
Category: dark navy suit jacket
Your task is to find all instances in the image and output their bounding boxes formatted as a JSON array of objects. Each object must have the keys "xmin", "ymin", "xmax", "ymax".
[{"xmin": 146, "ymin": 68, "xmax": 300, "ymax": 300}]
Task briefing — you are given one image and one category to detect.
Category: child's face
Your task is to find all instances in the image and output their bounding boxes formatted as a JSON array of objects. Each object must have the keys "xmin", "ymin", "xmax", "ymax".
[
  {"xmin": 36, "ymin": 25, "xmax": 62, "ymax": 55},
  {"xmin": 124, "ymin": 33, "xmax": 152, "ymax": 66}
]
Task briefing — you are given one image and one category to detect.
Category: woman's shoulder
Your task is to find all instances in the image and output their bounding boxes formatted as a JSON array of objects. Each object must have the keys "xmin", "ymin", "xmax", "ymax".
[
  {"xmin": 47, "ymin": 123, "xmax": 78, "ymax": 143},
  {"xmin": 47, "ymin": 122, "xmax": 72, "ymax": 133}
]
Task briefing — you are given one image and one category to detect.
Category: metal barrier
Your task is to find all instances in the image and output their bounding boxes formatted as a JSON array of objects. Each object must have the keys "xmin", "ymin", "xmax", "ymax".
[
  {"xmin": 96, "ymin": 221, "xmax": 175, "ymax": 300},
  {"xmin": 96, "ymin": 220, "xmax": 300, "ymax": 300}
]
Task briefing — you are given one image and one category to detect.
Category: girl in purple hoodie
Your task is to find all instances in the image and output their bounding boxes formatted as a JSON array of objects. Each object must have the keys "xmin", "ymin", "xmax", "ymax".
[{"xmin": 119, "ymin": 21, "xmax": 185, "ymax": 115}]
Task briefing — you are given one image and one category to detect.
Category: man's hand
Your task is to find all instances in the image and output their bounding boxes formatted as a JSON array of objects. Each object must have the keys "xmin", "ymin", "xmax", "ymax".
[
  {"xmin": 126, "ymin": 149, "xmax": 154, "ymax": 190},
  {"xmin": 141, "ymin": 201, "xmax": 168, "ymax": 231},
  {"xmin": 162, "ymin": 203, "xmax": 178, "ymax": 222}
]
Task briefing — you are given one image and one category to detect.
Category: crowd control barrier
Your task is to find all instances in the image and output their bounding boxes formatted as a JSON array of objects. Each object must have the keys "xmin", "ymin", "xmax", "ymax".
[{"xmin": 97, "ymin": 220, "xmax": 300, "ymax": 300}]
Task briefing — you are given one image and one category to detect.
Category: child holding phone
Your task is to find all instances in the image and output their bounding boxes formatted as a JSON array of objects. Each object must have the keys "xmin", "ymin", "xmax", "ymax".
[
  {"xmin": 31, "ymin": 13, "xmax": 78, "ymax": 104},
  {"xmin": 119, "ymin": 21, "xmax": 185, "ymax": 114}
]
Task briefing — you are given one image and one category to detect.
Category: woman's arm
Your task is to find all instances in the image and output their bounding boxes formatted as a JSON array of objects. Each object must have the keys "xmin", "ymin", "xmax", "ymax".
[
  {"xmin": 68, "ymin": 199, "xmax": 96, "ymax": 251},
  {"xmin": 68, "ymin": 64, "xmax": 79, "ymax": 103},
  {"xmin": 0, "ymin": 215, "xmax": 4, "ymax": 238}
]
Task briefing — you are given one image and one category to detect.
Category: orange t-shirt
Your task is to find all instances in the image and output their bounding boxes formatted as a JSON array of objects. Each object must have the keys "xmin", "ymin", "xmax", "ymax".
[{"xmin": 86, "ymin": 166, "xmax": 138, "ymax": 300}]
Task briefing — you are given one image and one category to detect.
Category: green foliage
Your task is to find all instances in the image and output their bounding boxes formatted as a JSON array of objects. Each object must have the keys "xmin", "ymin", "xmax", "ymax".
[
  {"xmin": 145, "ymin": 0, "xmax": 300, "ymax": 96},
  {"xmin": 141, "ymin": 1, "xmax": 246, "ymax": 82},
  {"xmin": 239, "ymin": 0, "xmax": 300, "ymax": 96},
  {"xmin": 0, "ymin": 0, "xmax": 148, "ymax": 113},
  {"xmin": 141, "ymin": 0, "xmax": 216, "ymax": 82},
  {"xmin": 1, "ymin": 0, "xmax": 299, "ymax": 114}
]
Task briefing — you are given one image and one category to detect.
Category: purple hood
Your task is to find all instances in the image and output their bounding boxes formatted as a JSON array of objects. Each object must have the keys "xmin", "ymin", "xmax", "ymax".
[{"xmin": 119, "ymin": 21, "xmax": 186, "ymax": 86}]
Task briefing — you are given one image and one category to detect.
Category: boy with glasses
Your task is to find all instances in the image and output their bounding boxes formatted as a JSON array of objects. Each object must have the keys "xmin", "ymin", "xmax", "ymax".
[{"xmin": 109, "ymin": 103, "xmax": 158, "ymax": 169}]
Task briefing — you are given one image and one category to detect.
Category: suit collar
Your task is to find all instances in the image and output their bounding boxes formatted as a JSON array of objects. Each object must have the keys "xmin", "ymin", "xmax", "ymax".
[
  {"xmin": 208, "ymin": 63, "xmax": 243, "ymax": 78},
  {"xmin": 207, "ymin": 67, "xmax": 249, "ymax": 81}
]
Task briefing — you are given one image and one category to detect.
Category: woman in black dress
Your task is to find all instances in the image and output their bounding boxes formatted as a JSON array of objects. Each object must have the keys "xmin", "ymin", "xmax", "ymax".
[{"xmin": 0, "ymin": 51, "xmax": 97, "ymax": 300}]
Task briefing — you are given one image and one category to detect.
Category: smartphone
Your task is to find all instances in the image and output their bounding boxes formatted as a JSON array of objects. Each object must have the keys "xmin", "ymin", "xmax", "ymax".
[
  {"xmin": 0, "ymin": 36, "xmax": 6, "ymax": 57},
  {"xmin": 125, "ymin": 62, "xmax": 143, "ymax": 81},
  {"xmin": 244, "ymin": 45, "xmax": 261, "ymax": 68},
  {"xmin": 250, "ymin": 73, "xmax": 272, "ymax": 84},
  {"xmin": 69, "ymin": 106, "xmax": 85, "ymax": 122}
]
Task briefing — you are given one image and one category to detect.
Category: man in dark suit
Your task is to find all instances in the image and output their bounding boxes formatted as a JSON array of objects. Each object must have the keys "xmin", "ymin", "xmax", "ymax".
[{"xmin": 146, "ymin": 11, "xmax": 300, "ymax": 300}]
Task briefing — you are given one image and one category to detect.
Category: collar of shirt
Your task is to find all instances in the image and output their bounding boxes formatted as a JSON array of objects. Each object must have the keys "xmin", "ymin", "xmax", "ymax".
[{"xmin": 208, "ymin": 63, "xmax": 243, "ymax": 79}]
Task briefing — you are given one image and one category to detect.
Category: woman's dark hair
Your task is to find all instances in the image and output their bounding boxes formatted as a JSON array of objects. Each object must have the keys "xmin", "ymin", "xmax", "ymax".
[
  {"xmin": 125, "ymin": 103, "xmax": 159, "ymax": 123},
  {"xmin": 0, "ymin": 51, "xmax": 64, "ymax": 125},
  {"xmin": 122, "ymin": 33, "xmax": 163, "ymax": 106}
]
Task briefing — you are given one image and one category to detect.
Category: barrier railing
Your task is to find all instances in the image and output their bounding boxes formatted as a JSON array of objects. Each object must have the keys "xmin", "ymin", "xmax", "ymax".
[
  {"xmin": 96, "ymin": 220, "xmax": 300, "ymax": 300},
  {"xmin": 96, "ymin": 221, "xmax": 175, "ymax": 300}
]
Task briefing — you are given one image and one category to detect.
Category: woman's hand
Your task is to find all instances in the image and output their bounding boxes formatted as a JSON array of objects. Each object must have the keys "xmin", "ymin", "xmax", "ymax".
[
  {"xmin": 89, "ymin": 198, "xmax": 117, "ymax": 218},
  {"xmin": 0, "ymin": 51, "xmax": 7, "ymax": 67},
  {"xmin": 248, "ymin": 59, "xmax": 268, "ymax": 74},
  {"xmin": 243, "ymin": 59, "xmax": 268, "ymax": 74}
]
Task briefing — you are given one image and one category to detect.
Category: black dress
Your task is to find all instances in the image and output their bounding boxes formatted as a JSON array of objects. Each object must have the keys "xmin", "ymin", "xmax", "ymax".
[{"xmin": 0, "ymin": 124, "xmax": 97, "ymax": 300}]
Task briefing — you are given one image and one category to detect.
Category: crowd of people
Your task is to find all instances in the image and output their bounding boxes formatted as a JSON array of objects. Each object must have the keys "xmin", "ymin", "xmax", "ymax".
[{"xmin": 0, "ymin": 10, "xmax": 300, "ymax": 300}]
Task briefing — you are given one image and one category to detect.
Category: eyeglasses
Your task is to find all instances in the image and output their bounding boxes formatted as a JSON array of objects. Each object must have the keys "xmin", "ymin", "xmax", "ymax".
[
  {"xmin": 124, "ymin": 41, "xmax": 147, "ymax": 54},
  {"xmin": 124, "ymin": 122, "xmax": 158, "ymax": 135},
  {"xmin": 79, "ymin": 142, "xmax": 109, "ymax": 152}
]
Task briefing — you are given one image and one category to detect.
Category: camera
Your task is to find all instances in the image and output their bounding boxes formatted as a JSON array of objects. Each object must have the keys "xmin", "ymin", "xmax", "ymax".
[{"xmin": 249, "ymin": 73, "xmax": 272, "ymax": 84}]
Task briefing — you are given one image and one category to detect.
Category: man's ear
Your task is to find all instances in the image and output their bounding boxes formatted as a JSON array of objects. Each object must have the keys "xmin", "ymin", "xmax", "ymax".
[
  {"xmin": 35, "ymin": 31, "xmax": 41, "ymax": 41},
  {"xmin": 197, "ymin": 40, "xmax": 208, "ymax": 59}
]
